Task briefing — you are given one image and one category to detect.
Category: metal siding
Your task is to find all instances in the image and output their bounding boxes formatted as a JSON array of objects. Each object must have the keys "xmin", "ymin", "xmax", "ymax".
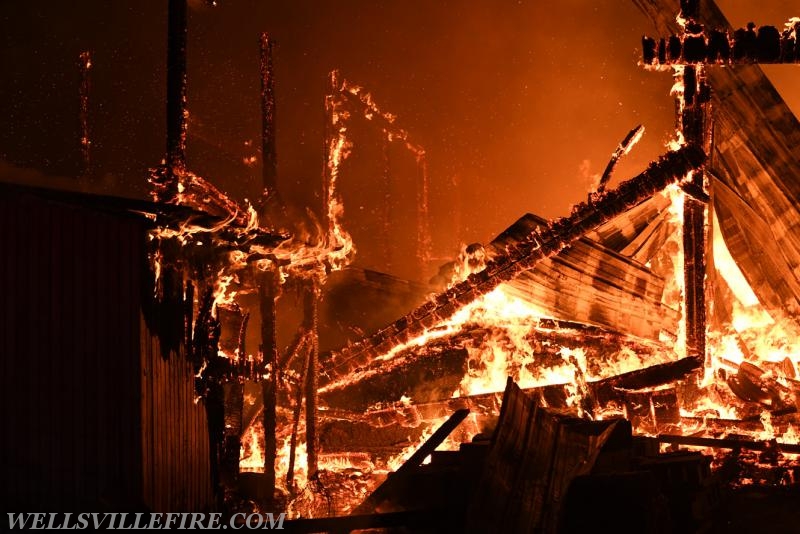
[{"xmin": 0, "ymin": 188, "xmax": 212, "ymax": 511}]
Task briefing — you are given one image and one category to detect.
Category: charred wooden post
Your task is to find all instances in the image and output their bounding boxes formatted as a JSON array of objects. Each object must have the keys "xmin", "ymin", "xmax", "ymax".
[
  {"xmin": 221, "ymin": 311, "xmax": 248, "ymax": 484},
  {"xmin": 681, "ymin": 66, "xmax": 711, "ymax": 362},
  {"xmin": 259, "ymin": 33, "xmax": 286, "ymax": 221},
  {"xmin": 164, "ymin": 0, "xmax": 188, "ymax": 201},
  {"xmin": 303, "ymin": 280, "xmax": 321, "ymax": 478},
  {"xmin": 259, "ymin": 269, "xmax": 281, "ymax": 499},
  {"xmin": 286, "ymin": 366, "xmax": 306, "ymax": 492},
  {"xmin": 324, "ymin": 145, "xmax": 705, "ymax": 383},
  {"xmin": 78, "ymin": 51, "xmax": 91, "ymax": 179},
  {"xmin": 679, "ymin": 0, "xmax": 711, "ymax": 364}
]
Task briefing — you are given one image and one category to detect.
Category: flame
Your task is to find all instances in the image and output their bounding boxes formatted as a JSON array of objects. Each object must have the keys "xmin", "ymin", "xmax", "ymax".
[{"xmin": 240, "ymin": 420, "xmax": 265, "ymax": 473}]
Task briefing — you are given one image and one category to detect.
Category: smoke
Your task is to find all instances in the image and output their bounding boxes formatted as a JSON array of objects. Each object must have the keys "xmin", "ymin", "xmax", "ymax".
[{"xmin": 579, "ymin": 159, "xmax": 602, "ymax": 193}]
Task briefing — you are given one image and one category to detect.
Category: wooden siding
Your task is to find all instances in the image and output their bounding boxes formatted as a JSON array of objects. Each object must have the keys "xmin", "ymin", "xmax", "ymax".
[{"xmin": 492, "ymin": 212, "xmax": 678, "ymax": 342}]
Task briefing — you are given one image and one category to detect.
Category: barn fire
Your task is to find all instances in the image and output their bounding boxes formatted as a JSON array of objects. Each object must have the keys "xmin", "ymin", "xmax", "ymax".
[{"xmin": 4, "ymin": 0, "xmax": 800, "ymax": 532}]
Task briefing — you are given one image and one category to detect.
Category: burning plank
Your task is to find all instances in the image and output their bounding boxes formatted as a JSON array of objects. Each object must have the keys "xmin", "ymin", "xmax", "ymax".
[
  {"xmin": 323, "ymin": 145, "xmax": 704, "ymax": 383},
  {"xmin": 487, "ymin": 210, "xmax": 679, "ymax": 341}
]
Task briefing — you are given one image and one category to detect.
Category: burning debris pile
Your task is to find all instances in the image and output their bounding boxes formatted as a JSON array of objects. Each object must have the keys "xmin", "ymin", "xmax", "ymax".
[{"xmin": 132, "ymin": 0, "xmax": 800, "ymax": 528}]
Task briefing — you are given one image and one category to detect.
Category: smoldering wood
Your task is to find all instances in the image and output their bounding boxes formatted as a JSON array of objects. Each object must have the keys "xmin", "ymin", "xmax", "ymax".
[
  {"xmin": 679, "ymin": 406, "xmax": 798, "ymax": 434},
  {"xmin": 324, "ymin": 145, "xmax": 705, "ymax": 382}
]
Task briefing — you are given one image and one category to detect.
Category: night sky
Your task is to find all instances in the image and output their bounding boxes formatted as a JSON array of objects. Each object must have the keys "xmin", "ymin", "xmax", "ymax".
[{"xmin": 2, "ymin": 0, "xmax": 799, "ymax": 281}]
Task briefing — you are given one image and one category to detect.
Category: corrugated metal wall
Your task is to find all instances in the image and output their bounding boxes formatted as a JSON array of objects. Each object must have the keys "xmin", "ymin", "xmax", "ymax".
[
  {"xmin": 0, "ymin": 186, "xmax": 212, "ymax": 511},
  {"xmin": 140, "ymin": 319, "xmax": 213, "ymax": 511}
]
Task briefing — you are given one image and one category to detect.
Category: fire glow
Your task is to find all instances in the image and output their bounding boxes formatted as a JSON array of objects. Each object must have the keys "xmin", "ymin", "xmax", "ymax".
[{"xmin": 145, "ymin": 8, "xmax": 800, "ymax": 520}]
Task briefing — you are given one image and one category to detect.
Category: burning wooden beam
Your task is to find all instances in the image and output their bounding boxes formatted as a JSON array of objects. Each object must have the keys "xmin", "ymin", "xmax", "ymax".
[
  {"xmin": 596, "ymin": 124, "xmax": 644, "ymax": 195},
  {"xmin": 323, "ymin": 145, "xmax": 705, "ymax": 383}
]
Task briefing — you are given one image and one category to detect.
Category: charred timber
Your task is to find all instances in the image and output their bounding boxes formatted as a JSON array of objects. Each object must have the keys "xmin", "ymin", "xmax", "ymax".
[
  {"xmin": 165, "ymin": 0, "xmax": 188, "ymax": 201},
  {"xmin": 259, "ymin": 269, "xmax": 280, "ymax": 497},
  {"xmin": 680, "ymin": 63, "xmax": 711, "ymax": 361},
  {"xmin": 323, "ymin": 145, "xmax": 705, "ymax": 382},
  {"xmin": 642, "ymin": 22, "xmax": 800, "ymax": 65},
  {"xmin": 596, "ymin": 125, "xmax": 644, "ymax": 195}
]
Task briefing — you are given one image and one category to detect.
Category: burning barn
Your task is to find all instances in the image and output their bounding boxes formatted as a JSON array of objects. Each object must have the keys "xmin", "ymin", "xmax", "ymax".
[{"xmin": 5, "ymin": 0, "xmax": 800, "ymax": 531}]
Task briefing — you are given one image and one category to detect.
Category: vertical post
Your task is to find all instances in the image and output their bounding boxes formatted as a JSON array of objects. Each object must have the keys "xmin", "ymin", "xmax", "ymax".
[
  {"xmin": 259, "ymin": 269, "xmax": 280, "ymax": 499},
  {"xmin": 321, "ymin": 70, "xmax": 340, "ymax": 237},
  {"xmin": 165, "ymin": 0, "xmax": 188, "ymax": 199},
  {"xmin": 303, "ymin": 280, "xmax": 320, "ymax": 478},
  {"xmin": 78, "ymin": 51, "xmax": 92, "ymax": 180},
  {"xmin": 259, "ymin": 33, "xmax": 284, "ymax": 217},
  {"xmin": 679, "ymin": 0, "xmax": 709, "ymax": 361}
]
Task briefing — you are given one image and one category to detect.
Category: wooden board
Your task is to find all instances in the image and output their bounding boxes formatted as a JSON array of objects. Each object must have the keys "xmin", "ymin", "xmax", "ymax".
[{"xmin": 466, "ymin": 380, "xmax": 625, "ymax": 533}]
